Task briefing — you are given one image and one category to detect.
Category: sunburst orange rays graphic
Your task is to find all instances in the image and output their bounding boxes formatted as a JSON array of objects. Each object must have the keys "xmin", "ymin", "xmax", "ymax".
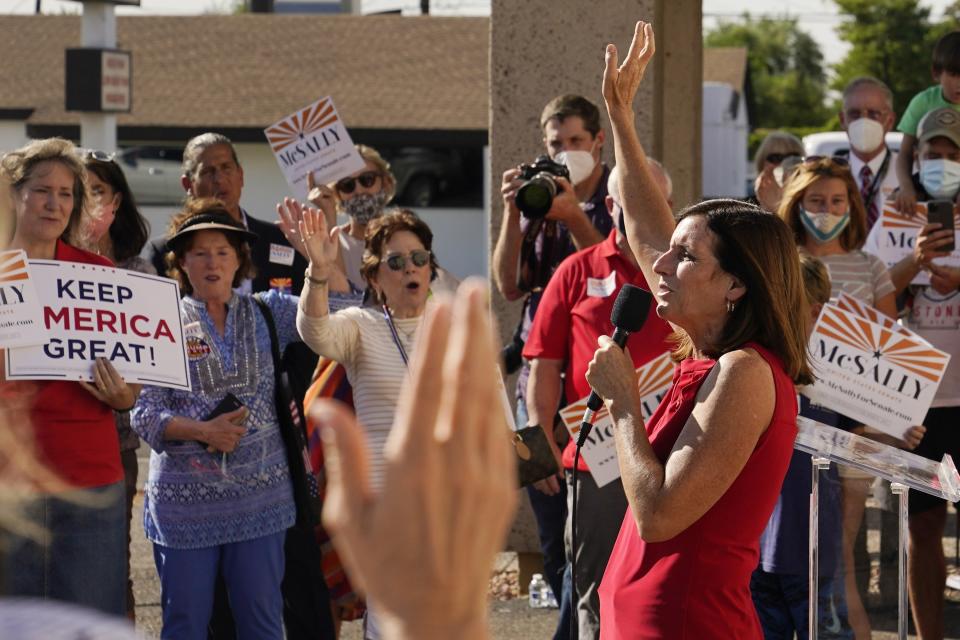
[
  {"xmin": 815, "ymin": 305, "xmax": 948, "ymax": 382},
  {"xmin": 879, "ymin": 202, "xmax": 960, "ymax": 230},
  {"xmin": 0, "ymin": 251, "xmax": 29, "ymax": 284},
  {"xmin": 561, "ymin": 352, "xmax": 675, "ymax": 423},
  {"xmin": 265, "ymin": 97, "xmax": 339, "ymax": 153},
  {"xmin": 834, "ymin": 292, "xmax": 913, "ymax": 339}
]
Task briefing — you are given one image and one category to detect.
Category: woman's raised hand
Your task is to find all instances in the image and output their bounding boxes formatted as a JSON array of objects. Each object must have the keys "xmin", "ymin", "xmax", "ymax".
[
  {"xmin": 602, "ymin": 20, "xmax": 656, "ymax": 119},
  {"xmin": 276, "ymin": 197, "xmax": 339, "ymax": 268},
  {"xmin": 313, "ymin": 280, "xmax": 516, "ymax": 640}
]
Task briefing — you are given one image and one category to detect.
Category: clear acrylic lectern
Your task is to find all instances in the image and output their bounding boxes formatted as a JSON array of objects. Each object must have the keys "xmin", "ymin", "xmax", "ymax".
[{"xmin": 795, "ymin": 417, "xmax": 960, "ymax": 640}]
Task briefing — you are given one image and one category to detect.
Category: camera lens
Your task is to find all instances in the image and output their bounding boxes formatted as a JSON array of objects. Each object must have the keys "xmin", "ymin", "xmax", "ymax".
[{"xmin": 516, "ymin": 174, "xmax": 557, "ymax": 219}]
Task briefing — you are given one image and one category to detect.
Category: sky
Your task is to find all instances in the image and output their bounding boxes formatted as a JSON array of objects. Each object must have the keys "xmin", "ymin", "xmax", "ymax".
[{"xmin": 4, "ymin": 0, "xmax": 957, "ymax": 68}]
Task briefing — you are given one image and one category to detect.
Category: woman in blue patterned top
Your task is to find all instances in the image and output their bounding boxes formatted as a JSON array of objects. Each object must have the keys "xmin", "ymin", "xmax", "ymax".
[{"xmin": 132, "ymin": 198, "xmax": 302, "ymax": 640}]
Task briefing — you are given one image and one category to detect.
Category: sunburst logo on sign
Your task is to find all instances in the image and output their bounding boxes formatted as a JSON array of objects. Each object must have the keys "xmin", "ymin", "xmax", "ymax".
[
  {"xmin": 880, "ymin": 202, "xmax": 960, "ymax": 230},
  {"xmin": 834, "ymin": 292, "xmax": 913, "ymax": 339},
  {"xmin": 815, "ymin": 304, "xmax": 948, "ymax": 382},
  {"xmin": 265, "ymin": 97, "xmax": 338, "ymax": 153},
  {"xmin": 560, "ymin": 351, "xmax": 674, "ymax": 427},
  {"xmin": 0, "ymin": 251, "xmax": 29, "ymax": 284}
]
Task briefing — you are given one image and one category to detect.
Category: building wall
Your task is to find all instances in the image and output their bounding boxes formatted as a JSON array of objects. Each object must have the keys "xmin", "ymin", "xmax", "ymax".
[
  {"xmin": 490, "ymin": 0, "xmax": 702, "ymax": 554},
  {"xmin": 0, "ymin": 122, "xmax": 29, "ymax": 154}
]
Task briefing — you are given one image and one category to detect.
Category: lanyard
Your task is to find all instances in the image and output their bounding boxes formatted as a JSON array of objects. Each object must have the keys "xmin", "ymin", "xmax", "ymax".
[
  {"xmin": 382, "ymin": 304, "xmax": 410, "ymax": 367},
  {"xmin": 862, "ymin": 147, "xmax": 891, "ymax": 207}
]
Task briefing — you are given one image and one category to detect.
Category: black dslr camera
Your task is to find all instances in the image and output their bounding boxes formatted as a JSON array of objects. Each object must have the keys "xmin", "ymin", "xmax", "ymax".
[{"xmin": 515, "ymin": 155, "xmax": 570, "ymax": 219}]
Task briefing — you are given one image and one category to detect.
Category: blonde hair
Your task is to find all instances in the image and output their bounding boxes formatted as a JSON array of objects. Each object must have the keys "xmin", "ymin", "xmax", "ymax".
[
  {"xmin": 777, "ymin": 157, "xmax": 867, "ymax": 252},
  {"xmin": 0, "ymin": 138, "xmax": 90, "ymax": 247},
  {"xmin": 753, "ymin": 131, "xmax": 804, "ymax": 174},
  {"xmin": 333, "ymin": 144, "xmax": 396, "ymax": 209},
  {"xmin": 799, "ymin": 253, "xmax": 831, "ymax": 306}
]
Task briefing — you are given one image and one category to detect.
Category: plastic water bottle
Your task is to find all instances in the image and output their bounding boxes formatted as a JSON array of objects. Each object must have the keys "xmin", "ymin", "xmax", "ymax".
[
  {"xmin": 543, "ymin": 583, "xmax": 559, "ymax": 609},
  {"xmin": 528, "ymin": 573, "xmax": 547, "ymax": 608}
]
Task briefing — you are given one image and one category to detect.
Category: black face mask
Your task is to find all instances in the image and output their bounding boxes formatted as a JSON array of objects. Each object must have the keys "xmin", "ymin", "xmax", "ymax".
[{"xmin": 617, "ymin": 205, "xmax": 626, "ymax": 235}]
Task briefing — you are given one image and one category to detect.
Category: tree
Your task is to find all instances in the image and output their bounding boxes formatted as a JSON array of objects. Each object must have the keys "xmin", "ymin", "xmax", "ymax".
[
  {"xmin": 831, "ymin": 0, "xmax": 934, "ymax": 116},
  {"xmin": 704, "ymin": 14, "xmax": 831, "ymax": 129}
]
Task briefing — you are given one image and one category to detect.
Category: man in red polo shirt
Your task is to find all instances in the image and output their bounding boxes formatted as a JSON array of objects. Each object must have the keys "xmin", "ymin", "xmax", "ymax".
[{"xmin": 523, "ymin": 162, "xmax": 674, "ymax": 639}]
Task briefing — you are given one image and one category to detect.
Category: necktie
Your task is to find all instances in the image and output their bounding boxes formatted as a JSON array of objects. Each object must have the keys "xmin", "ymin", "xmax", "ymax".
[{"xmin": 860, "ymin": 164, "xmax": 879, "ymax": 230}]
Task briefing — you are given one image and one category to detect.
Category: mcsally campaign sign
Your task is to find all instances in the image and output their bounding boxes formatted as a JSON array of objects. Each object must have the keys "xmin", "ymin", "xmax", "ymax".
[
  {"xmin": 559, "ymin": 352, "xmax": 674, "ymax": 488},
  {"xmin": 864, "ymin": 202, "xmax": 960, "ymax": 286},
  {"xmin": 0, "ymin": 250, "xmax": 47, "ymax": 348},
  {"xmin": 264, "ymin": 96, "xmax": 365, "ymax": 200},
  {"xmin": 803, "ymin": 293, "xmax": 950, "ymax": 439},
  {"xmin": 5, "ymin": 261, "xmax": 190, "ymax": 391}
]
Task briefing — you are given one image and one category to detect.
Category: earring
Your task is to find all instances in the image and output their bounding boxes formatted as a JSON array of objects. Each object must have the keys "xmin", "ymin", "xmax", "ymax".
[{"xmin": 727, "ymin": 299, "xmax": 736, "ymax": 313}]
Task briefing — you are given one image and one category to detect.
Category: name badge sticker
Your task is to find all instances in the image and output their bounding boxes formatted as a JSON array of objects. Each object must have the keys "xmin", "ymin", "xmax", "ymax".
[
  {"xmin": 269, "ymin": 243, "xmax": 296, "ymax": 266},
  {"xmin": 587, "ymin": 271, "xmax": 617, "ymax": 298}
]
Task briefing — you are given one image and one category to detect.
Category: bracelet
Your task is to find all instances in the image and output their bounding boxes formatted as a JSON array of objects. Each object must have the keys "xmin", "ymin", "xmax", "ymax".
[
  {"xmin": 115, "ymin": 402, "xmax": 136, "ymax": 413},
  {"xmin": 304, "ymin": 268, "xmax": 329, "ymax": 287}
]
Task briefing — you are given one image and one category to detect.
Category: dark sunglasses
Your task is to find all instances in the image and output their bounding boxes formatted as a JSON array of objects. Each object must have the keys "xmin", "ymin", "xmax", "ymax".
[
  {"xmin": 765, "ymin": 153, "xmax": 798, "ymax": 165},
  {"xmin": 336, "ymin": 171, "xmax": 381, "ymax": 194},
  {"xmin": 385, "ymin": 250, "xmax": 431, "ymax": 271},
  {"xmin": 803, "ymin": 155, "xmax": 849, "ymax": 167}
]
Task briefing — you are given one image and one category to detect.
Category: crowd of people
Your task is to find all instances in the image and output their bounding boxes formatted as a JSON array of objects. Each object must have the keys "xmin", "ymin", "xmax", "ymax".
[{"xmin": 1, "ymin": 16, "xmax": 960, "ymax": 640}]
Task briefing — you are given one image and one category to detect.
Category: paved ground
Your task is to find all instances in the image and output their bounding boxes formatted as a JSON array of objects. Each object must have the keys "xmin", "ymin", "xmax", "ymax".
[{"xmin": 130, "ymin": 485, "xmax": 960, "ymax": 639}]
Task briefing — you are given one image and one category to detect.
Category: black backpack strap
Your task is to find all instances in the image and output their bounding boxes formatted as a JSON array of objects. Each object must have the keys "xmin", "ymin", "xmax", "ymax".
[{"xmin": 253, "ymin": 294, "xmax": 282, "ymax": 391}]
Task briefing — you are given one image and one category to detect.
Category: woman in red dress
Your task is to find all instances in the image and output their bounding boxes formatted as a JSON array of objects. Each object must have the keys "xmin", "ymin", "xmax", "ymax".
[{"xmin": 586, "ymin": 22, "xmax": 814, "ymax": 639}]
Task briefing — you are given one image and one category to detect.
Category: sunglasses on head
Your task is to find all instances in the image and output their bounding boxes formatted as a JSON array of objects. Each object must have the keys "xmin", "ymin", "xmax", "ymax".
[
  {"xmin": 336, "ymin": 171, "xmax": 381, "ymax": 194},
  {"xmin": 385, "ymin": 250, "xmax": 431, "ymax": 272},
  {"xmin": 80, "ymin": 148, "xmax": 115, "ymax": 162}
]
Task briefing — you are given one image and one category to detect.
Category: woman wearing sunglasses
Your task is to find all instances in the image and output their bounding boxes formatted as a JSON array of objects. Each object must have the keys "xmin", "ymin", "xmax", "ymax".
[
  {"xmin": 79, "ymin": 148, "xmax": 153, "ymax": 621},
  {"xmin": 294, "ymin": 205, "xmax": 437, "ymax": 639},
  {"xmin": 778, "ymin": 155, "xmax": 899, "ymax": 640},
  {"xmin": 306, "ymin": 144, "xmax": 397, "ymax": 292},
  {"xmin": 752, "ymin": 131, "xmax": 804, "ymax": 213}
]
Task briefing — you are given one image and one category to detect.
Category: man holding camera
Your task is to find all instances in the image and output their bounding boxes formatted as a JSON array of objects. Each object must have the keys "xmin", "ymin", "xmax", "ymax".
[{"xmin": 493, "ymin": 94, "xmax": 612, "ymax": 635}]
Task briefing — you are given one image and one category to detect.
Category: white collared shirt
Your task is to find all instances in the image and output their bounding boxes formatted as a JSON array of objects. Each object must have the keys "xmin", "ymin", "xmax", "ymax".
[{"xmin": 849, "ymin": 147, "xmax": 899, "ymax": 226}]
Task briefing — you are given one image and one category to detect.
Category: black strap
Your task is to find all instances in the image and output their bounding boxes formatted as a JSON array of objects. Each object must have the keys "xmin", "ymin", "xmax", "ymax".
[
  {"xmin": 254, "ymin": 294, "xmax": 283, "ymax": 385},
  {"xmin": 381, "ymin": 304, "xmax": 410, "ymax": 366}
]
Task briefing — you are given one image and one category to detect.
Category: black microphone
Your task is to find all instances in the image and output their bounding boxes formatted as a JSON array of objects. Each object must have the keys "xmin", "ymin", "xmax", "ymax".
[{"xmin": 576, "ymin": 284, "xmax": 652, "ymax": 448}]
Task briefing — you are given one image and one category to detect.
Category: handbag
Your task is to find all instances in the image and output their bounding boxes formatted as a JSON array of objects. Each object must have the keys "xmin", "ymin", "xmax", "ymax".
[{"xmin": 512, "ymin": 424, "xmax": 560, "ymax": 488}]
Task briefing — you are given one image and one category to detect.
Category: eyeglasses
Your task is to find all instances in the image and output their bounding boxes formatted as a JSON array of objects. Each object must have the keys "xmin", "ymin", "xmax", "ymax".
[
  {"xmin": 803, "ymin": 155, "xmax": 849, "ymax": 167},
  {"xmin": 765, "ymin": 153, "xmax": 800, "ymax": 165},
  {"xmin": 384, "ymin": 250, "xmax": 431, "ymax": 271},
  {"xmin": 79, "ymin": 148, "xmax": 116, "ymax": 162},
  {"xmin": 336, "ymin": 171, "xmax": 381, "ymax": 194}
]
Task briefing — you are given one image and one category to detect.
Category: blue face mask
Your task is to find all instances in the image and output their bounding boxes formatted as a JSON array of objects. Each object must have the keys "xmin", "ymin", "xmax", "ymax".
[{"xmin": 799, "ymin": 206, "xmax": 850, "ymax": 244}]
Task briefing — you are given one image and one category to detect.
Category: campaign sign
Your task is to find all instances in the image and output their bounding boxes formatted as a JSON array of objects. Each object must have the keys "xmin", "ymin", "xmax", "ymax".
[
  {"xmin": 0, "ymin": 250, "xmax": 47, "ymax": 348},
  {"xmin": 559, "ymin": 352, "xmax": 674, "ymax": 488},
  {"xmin": 834, "ymin": 292, "xmax": 918, "ymax": 341},
  {"xmin": 264, "ymin": 96, "xmax": 365, "ymax": 200},
  {"xmin": 803, "ymin": 302, "xmax": 950, "ymax": 438},
  {"xmin": 863, "ymin": 202, "xmax": 960, "ymax": 286},
  {"xmin": 5, "ymin": 261, "xmax": 190, "ymax": 390}
]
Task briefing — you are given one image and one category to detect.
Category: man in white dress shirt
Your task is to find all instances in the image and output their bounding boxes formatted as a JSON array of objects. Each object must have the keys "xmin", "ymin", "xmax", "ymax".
[{"xmin": 839, "ymin": 77, "xmax": 900, "ymax": 232}]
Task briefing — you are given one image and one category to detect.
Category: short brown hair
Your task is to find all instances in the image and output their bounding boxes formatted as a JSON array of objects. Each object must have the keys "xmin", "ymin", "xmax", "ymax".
[
  {"xmin": 164, "ymin": 198, "xmax": 254, "ymax": 296},
  {"xmin": 672, "ymin": 199, "xmax": 813, "ymax": 386},
  {"xmin": 540, "ymin": 94, "xmax": 602, "ymax": 137},
  {"xmin": 181, "ymin": 133, "xmax": 240, "ymax": 181},
  {"xmin": 1, "ymin": 137, "xmax": 90, "ymax": 247},
  {"xmin": 360, "ymin": 208, "xmax": 438, "ymax": 304},
  {"xmin": 778, "ymin": 157, "xmax": 867, "ymax": 252}
]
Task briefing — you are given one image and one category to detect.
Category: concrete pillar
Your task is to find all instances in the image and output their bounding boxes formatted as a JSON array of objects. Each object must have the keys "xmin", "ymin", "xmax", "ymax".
[
  {"xmin": 79, "ymin": 2, "xmax": 117, "ymax": 152},
  {"xmin": 489, "ymin": 0, "xmax": 701, "ymax": 556}
]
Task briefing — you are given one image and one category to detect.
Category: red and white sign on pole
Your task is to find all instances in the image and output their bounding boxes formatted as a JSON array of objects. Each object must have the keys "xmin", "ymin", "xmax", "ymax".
[{"xmin": 101, "ymin": 50, "xmax": 131, "ymax": 112}]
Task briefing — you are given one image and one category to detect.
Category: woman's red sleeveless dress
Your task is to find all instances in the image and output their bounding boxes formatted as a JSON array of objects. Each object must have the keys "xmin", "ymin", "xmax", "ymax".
[{"xmin": 599, "ymin": 342, "xmax": 798, "ymax": 639}]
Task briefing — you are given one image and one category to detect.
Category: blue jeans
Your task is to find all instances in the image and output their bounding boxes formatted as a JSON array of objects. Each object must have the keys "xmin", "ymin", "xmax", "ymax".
[
  {"xmin": 153, "ymin": 530, "xmax": 286, "ymax": 640},
  {"xmin": 4, "ymin": 481, "xmax": 127, "ymax": 616},
  {"xmin": 751, "ymin": 569, "xmax": 853, "ymax": 640},
  {"xmin": 517, "ymin": 402, "xmax": 571, "ymax": 640}
]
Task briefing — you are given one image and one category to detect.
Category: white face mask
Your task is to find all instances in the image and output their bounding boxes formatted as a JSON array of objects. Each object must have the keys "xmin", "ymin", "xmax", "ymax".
[
  {"xmin": 799, "ymin": 207, "xmax": 850, "ymax": 244},
  {"xmin": 920, "ymin": 158, "xmax": 960, "ymax": 199},
  {"xmin": 846, "ymin": 118, "xmax": 886, "ymax": 155},
  {"xmin": 555, "ymin": 144, "xmax": 598, "ymax": 185}
]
